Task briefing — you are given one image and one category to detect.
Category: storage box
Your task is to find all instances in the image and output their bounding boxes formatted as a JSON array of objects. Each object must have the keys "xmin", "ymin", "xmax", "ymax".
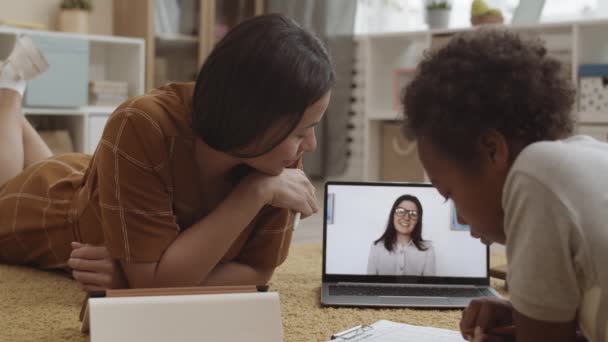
[
  {"xmin": 579, "ymin": 64, "xmax": 608, "ymax": 122},
  {"xmin": 380, "ymin": 122, "xmax": 426, "ymax": 182},
  {"xmin": 39, "ymin": 130, "xmax": 74, "ymax": 154},
  {"xmin": 24, "ymin": 35, "xmax": 89, "ymax": 107}
]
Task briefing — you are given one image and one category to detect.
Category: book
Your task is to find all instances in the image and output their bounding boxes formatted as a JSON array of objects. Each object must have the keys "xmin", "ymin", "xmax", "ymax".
[
  {"xmin": 328, "ymin": 320, "xmax": 465, "ymax": 341},
  {"xmin": 579, "ymin": 64, "xmax": 608, "ymax": 78},
  {"xmin": 89, "ymin": 94, "xmax": 128, "ymax": 106}
]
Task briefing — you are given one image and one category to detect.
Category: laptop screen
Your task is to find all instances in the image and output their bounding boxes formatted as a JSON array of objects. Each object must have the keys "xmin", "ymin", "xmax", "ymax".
[{"xmin": 323, "ymin": 182, "xmax": 488, "ymax": 284}]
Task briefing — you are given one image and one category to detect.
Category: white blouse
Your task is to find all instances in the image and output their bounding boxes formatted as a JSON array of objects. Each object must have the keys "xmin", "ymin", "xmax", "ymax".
[{"xmin": 367, "ymin": 240, "xmax": 436, "ymax": 276}]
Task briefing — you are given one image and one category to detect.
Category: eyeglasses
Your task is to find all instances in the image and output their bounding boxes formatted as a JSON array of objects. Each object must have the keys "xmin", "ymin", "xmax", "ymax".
[{"xmin": 394, "ymin": 207, "xmax": 419, "ymax": 219}]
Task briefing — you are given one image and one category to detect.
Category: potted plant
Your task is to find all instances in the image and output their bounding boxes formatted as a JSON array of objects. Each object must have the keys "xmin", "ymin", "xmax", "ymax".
[
  {"xmin": 425, "ymin": 0, "xmax": 451, "ymax": 30},
  {"xmin": 57, "ymin": 0, "xmax": 92, "ymax": 34},
  {"xmin": 471, "ymin": 0, "xmax": 504, "ymax": 26}
]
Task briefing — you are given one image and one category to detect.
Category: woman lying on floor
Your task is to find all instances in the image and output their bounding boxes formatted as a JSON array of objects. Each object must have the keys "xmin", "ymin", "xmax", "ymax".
[{"xmin": 0, "ymin": 14, "xmax": 332, "ymax": 291}]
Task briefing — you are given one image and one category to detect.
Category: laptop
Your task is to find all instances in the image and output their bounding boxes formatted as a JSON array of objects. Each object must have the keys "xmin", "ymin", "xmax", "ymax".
[
  {"xmin": 89, "ymin": 292, "xmax": 283, "ymax": 342},
  {"xmin": 321, "ymin": 181, "xmax": 501, "ymax": 308}
]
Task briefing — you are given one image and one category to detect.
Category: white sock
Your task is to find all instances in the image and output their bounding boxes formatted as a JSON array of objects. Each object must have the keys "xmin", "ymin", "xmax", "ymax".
[{"xmin": 0, "ymin": 61, "xmax": 26, "ymax": 96}]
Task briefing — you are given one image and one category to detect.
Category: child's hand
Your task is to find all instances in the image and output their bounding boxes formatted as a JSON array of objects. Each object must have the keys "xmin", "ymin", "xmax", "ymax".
[
  {"xmin": 68, "ymin": 242, "xmax": 127, "ymax": 292},
  {"xmin": 460, "ymin": 298, "xmax": 515, "ymax": 341}
]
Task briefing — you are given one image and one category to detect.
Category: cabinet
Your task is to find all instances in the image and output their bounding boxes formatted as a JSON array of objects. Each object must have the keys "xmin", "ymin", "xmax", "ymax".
[
  {"xmin": 25, "ymin": 36, "xmax": 89, "ymax": 107},
  {"xmin": 0, "ymin": 27, "xmax": 145, "ymax": 155},
  {"xmin": 113, "ymin": 0, "xmax": 264, "ymax": 90},
  {"xmin": 350, "ymin": 19, "xmax": 608, "ymax": 181}
]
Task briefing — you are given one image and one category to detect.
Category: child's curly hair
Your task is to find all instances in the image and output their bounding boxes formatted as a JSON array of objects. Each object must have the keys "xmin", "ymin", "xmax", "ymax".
[{"xmin": 402, "ymin": 29, "xmax": 575, "ymax": 165}]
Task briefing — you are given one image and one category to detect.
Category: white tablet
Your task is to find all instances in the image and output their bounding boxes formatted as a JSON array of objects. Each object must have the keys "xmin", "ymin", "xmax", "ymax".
[{"xmin": 89, "ymin": 292, "xmax": 283, "ymax": 342}]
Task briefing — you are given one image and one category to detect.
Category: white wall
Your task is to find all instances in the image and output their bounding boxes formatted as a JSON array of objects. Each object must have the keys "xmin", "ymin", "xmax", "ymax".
[
  {"xmin": 325, "ymin": 184, "xmax": 487, "ymax": 277},
  {"xmin": 0, "ymin": 0, "xmax": 113, "ymax": 36}
]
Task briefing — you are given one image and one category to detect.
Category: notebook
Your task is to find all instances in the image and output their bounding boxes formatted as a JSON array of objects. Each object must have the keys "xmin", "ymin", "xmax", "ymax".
[
  {"xmin": 327, "ymin": 320, "xmax": 465, "ymax": 341},
  {"xmin": 85, "ymin": 286, "xmax": 283, "ymax": 342},
  {"xmin": 321, "ymin": 181, "xmax": 500, "ymax": 308}
]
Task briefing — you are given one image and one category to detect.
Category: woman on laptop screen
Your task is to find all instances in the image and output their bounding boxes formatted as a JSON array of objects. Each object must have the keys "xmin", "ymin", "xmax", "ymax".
[{"xmin": 367, "ymin": 194, "xmax": 436, "ymax": 276}]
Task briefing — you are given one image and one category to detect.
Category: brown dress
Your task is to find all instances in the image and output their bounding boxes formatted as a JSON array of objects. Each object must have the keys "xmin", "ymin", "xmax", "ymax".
[{"xmin": 0, "ymin": 83, "xmax": 295, "ymax": 270}]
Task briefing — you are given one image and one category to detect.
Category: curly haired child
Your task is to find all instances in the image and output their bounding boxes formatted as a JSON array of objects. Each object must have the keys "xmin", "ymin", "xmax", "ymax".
[{"xmin": 402, "ymin": 29, "xmax": 607, "ymax": 342}]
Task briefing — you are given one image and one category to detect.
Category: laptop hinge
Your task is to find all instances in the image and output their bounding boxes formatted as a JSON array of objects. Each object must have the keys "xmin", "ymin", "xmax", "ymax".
[{"xmin": 332, "ymin": 282, "xmax": 478, "ymax": 288}]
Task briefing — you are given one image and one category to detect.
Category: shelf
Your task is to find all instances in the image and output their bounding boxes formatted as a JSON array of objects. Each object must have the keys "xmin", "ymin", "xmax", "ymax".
[
  {"xmin": 0, "ymin": 25, "xmax": 144, "ymax": 155},
  {"xmin": 155, "ymin": 34, "xmax": 198, "ymax": 47},
  {"xmin": 23, "ymin": 106, "xmax": 118, "ymax": 116},
  {"xmin": 83, "ymin": 105, "xmax": 119, "ymax": 114},
  {"xmin": 355, "ymin": 17, "xmax": 608, "ymax": 41},
  {"xmin": 351, "ymin": 19, "xmax": 608, "ymax": 182},
  {"xmin": 156, "ymin": 34, "xmax": 198, "ymax": 42},
  {"xmin": 578, "ymin": 19, "xmax": 608, "ymax": 28},
  {"xmin": 578, "ymin": 111, "xmax": 608, "ymax": 124},
  {"xmin": 358, "ymin": 30, "xmax": 429, "ymax": 40},
  {"xmin": 367, "ymin": 109, "xmax": 402, "ymax": 121},
  {"xmin": 0, "ymin": 26, "xmax": 144, "ymax": 46}
]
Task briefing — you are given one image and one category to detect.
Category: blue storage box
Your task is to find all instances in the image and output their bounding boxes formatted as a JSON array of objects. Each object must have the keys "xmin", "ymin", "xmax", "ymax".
[{"xmin": 24, "ymin": 35, "xmax": 89, "ymax": 107}]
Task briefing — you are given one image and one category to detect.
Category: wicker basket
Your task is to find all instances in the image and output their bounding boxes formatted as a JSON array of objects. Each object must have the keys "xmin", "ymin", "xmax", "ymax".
[{"xmin": 471, "ymin": 14, "xmax": 504, "ymax": 26}]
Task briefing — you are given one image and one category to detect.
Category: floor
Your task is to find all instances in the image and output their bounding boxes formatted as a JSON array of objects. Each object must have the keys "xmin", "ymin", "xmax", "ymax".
[{"xmin": 291, "ymin": 179, "xmax": 506, "ymax": 255}]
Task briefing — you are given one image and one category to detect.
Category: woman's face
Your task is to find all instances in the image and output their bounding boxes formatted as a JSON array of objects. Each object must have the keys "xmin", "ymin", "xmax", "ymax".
[
  {"xmin": 244, "ymin": 91, "xmax": 331, "ymax": 175},
  {"xmin": 393, "ymin": 200, "xmax": 419, "ymax": 236}
]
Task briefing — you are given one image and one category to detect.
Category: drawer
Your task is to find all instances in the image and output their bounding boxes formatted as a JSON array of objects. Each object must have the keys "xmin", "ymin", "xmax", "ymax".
[{"xmin": 24, "ymin": 35, "xmax": 89, "ymax": 107}]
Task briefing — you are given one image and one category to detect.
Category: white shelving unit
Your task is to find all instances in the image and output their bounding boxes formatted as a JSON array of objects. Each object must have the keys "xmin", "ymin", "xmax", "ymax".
[
  {"xmin": 0, "ymin": 27, "xmax": 145, "ymax": 155},
  {"xmin": 351, "ymin": 18, "xmax": 608, "ymax": 182}
]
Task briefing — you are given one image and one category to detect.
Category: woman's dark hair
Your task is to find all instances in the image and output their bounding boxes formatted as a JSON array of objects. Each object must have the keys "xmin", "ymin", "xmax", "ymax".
[
  {"xmin": 192, "ymin": 13, "xmax": 334, "ymax": 158},
  {"xmin": 374, "ymin": 194, "xmax": 428, "ymax": 252},
  {"xmin": 402, "ymin": 29, "xmax": 575, "ymax": 167}
]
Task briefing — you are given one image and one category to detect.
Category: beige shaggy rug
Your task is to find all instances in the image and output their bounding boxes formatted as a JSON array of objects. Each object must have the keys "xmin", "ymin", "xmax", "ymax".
[{"xmin": 0, "ymin": 243, "xmax": 507, "ymax": 342}]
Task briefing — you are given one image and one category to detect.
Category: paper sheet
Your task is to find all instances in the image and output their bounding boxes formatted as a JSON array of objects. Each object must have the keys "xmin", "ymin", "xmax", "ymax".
[{"xmin": 329, "ymin": 320, "xmax": 465, "ymax": 342}]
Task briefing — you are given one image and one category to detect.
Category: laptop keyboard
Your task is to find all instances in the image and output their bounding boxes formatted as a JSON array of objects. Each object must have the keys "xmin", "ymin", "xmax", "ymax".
[{"xmin": 329, "ymin": 285, "xmax": 495, "ymax": 298}]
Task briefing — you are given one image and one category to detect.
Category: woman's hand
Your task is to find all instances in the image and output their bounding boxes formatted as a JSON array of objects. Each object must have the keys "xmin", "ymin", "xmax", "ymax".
[
  {"xmin": 246, "ymin": 168, "xmax": 319, "ymax": 218},
  {"xmin": 460, "ymin": 298, "xmax": 515, "ymax": 342},
  {"xmin": 68, "ymin": 242, "xmax": 128, "ymax": 292}
]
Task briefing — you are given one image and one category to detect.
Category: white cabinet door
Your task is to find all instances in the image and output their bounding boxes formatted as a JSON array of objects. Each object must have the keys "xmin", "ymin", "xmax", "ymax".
[{"xmin": 88, "ymin": 114, "xmax": 110, "ymax": 154}]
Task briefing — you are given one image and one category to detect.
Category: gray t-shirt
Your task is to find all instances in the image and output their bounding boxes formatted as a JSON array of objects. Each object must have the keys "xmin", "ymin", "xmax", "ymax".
[
  {"xmin": 367, "ymin": 240, "xmax": 435, "ymax": 276},
  {"xmin": 503, "ymin": 135, "xmax": 608, "ymax": 342}
]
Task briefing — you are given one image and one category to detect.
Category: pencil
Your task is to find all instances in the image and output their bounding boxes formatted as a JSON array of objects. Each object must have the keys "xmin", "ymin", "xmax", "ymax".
[
  {"xmin": 293, "ymin": 212, "xmax": 301, "ymax": 230},
  {"xmin": 463, "ymin": 324, "xmax": 516, "ymax": 337}
]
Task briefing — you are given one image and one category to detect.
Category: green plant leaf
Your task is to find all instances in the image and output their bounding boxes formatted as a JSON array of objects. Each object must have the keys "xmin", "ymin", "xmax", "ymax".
[
  {"xmin": 426, "ymin": 1, "xmax": 451, "ymax": 10},
  {"xmin": 61, "ymin": 0, "xmax": 92, "ymax": 11}
]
